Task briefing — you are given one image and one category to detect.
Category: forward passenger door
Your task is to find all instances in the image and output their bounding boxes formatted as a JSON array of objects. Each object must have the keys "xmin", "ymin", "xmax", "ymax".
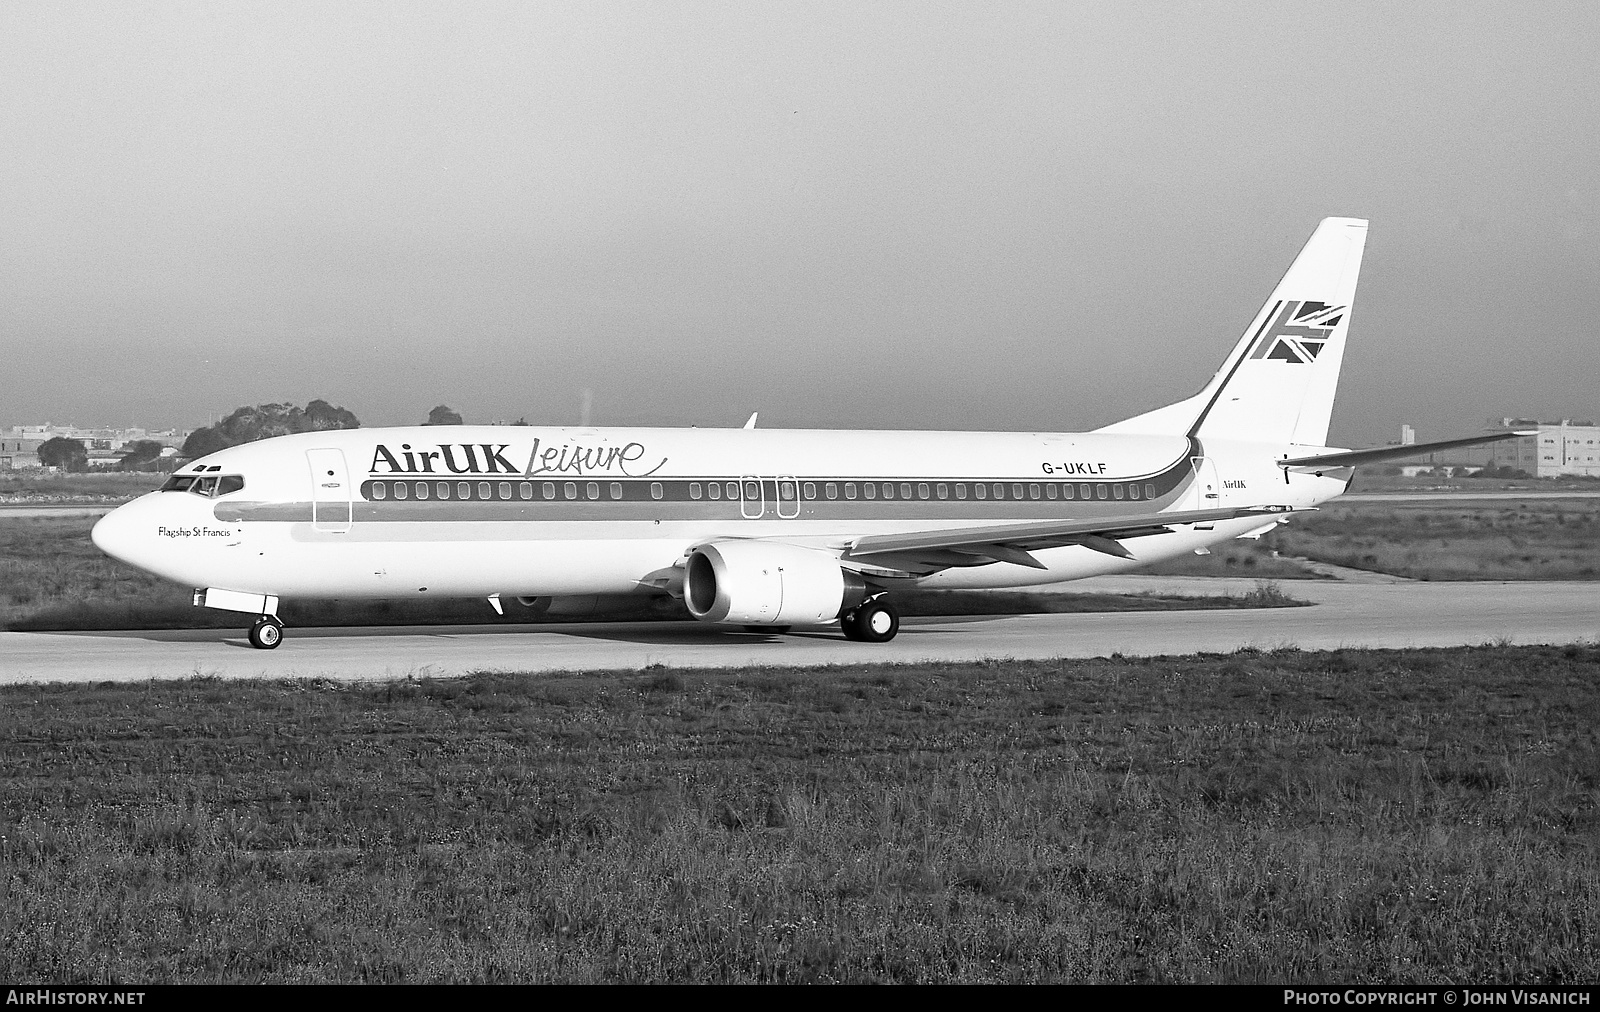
[{"xmin": 307, "ymin": 449, "xmax": 353, "ymax": 533}]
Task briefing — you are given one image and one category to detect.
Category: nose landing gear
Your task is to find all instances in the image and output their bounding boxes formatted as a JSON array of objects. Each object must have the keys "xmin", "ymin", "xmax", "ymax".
[{"xmin": 248, "ymin": 616, "xmax": 284, "ymax": 650}]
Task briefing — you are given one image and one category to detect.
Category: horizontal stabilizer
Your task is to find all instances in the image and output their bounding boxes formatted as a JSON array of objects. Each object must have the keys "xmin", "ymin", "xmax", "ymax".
[{"xmin": 1279, "ymin": 431, "xmax": 1535, "ymax": 470}]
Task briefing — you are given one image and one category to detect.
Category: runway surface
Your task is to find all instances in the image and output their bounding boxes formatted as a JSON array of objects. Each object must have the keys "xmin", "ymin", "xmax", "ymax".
[{"xmin": 3, "ymin": 577, "xmax": 1596, "ymax": 684}]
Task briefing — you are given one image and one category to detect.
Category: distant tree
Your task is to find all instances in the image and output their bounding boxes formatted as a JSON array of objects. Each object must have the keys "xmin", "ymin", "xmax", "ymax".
[
  {"xmin": 37, "ymin": 437, "xmax": 88, "ymax": 472},
  {"xmin": 117, "ymin": 440, "xmax": 165, "ymax": 471},
  {"xmin": 180, "ymin": 400, "xmax": 362, "ymax": 459},
  {"xmin": 302, "ymin": 399, "xmax": 361, "ymax": 431},
  {"xmin": 426, "ymin": 405, "xmax": 463, "ymax": 425},
  {"xmin": 181, "ymin": 427, "xmax": 231, "ymax": 459}
]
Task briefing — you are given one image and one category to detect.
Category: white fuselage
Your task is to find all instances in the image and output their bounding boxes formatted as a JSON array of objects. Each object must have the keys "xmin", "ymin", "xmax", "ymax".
[{"xmin": 91, "ymin": 425, "xmax": 1348, "ymax": 605}]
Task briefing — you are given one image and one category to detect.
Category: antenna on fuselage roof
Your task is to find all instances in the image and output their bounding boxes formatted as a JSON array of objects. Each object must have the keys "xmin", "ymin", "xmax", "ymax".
[{"xmin": 743, "ymin": 412, "xmax": 758, "ymax": 429}]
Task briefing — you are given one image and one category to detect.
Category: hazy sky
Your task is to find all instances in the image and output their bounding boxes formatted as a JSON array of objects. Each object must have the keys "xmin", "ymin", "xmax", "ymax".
[{"xmin": 3, "ymin": 2, "xmax": 1597, "ymax": 446}]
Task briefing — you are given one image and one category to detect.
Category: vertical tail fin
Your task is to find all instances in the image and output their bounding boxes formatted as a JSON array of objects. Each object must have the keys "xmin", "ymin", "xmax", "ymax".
[{"xmin": 1098, "ymin": 217, "xmax": 1368, "ymax": 446}]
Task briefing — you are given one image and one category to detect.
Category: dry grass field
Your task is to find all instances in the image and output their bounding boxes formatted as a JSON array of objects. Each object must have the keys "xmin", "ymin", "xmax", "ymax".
[
  {"xmin": 1, "ymin": 647, "xmax": 1595, "ymax": 982},
  {"xmin": 0, "ymin": 472, "xmax": 161, "ymax": 504},
  {"xmin": 1273, "ymin": 499, "xmax": 1600, "ymax": 581}
]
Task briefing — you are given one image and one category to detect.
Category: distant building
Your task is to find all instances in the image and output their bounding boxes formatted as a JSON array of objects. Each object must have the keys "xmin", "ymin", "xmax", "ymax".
[
  {"xmin": 1489, "ymin": 418, "xmax": 1600, "ymax": 478},
  {"xmin": 0, "ymin": 424, "xmax": 192, "ymax": 471},
  {"xmin": 0, "ymin": 437, "xmax": 44, "ymax": 470}
]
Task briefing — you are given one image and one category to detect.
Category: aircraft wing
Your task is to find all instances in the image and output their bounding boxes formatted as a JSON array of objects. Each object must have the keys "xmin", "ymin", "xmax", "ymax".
[{"xmin": 840, "ymin": 505, "xmax": 1301, "ymax": 575}]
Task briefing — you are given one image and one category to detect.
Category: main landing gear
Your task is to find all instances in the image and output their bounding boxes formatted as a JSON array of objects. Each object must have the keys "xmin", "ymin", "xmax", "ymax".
[
  {"xmin": 248, "ymin": 615, "xmax": 284, "ymax": 650},
  {"xmin": 840, "ymin": 597, "xmax": 899, "ymax": 643}
]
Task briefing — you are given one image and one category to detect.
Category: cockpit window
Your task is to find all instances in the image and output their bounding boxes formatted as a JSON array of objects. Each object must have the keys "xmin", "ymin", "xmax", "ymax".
[{"xmin": 160, "ymin": 474, "xmax": 245, "ymax": 497}]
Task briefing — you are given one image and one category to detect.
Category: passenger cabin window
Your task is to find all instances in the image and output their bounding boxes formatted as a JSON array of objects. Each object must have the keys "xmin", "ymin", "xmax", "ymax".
[
  {"xmin": 651, "ymin": 482, "xmax": 664, "ymax": 500},
  {"xmin": 955, "ymin": 484, "xmax": 967, "ymax": 499},
  {"xmin": 803, "ymin": 482, "xmax": 816, "ymax": 500},
  {"xmin": 844, "ymin": 483, "xmax": 857, "ymax": 500},
  {"xmin": 825, "ymin": 482, "xmax": 838, "ymax": 500},
  {"xmin": 690, "ymin": 482, "xmax": 703, "ymax": 500},
  {"xmin": 707, "ymin": 482, "xmax": 720, "ymax": 499}
]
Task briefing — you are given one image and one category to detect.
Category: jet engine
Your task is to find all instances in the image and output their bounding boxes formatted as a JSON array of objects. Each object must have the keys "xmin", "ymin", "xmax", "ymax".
[{"xmin": 684, "ymin": 541, "xmax": 868, "ymax": 626}]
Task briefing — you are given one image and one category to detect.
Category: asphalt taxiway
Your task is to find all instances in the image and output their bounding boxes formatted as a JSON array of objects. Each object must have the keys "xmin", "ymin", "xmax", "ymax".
[{"xmin": 2, "ymin": 577, "xmax": 1595, "ymax": 684}]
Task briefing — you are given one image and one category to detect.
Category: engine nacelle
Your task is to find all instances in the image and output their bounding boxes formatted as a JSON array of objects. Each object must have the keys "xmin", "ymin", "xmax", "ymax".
[{"xmin": 684, "ymin": 541, "xmax": 868, "ymax": 626}]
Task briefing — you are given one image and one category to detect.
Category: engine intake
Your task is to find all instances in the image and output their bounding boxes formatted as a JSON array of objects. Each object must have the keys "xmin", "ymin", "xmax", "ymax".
[{"xmin": 684, "ymin": 541, "xmax": 868, "ymax": 626}]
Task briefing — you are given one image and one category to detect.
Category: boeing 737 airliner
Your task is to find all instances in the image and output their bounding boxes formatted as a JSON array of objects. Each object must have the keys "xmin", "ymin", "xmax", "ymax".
[{"xmin": 91, "ymin": 218, "xmax": 1524, "ymax": 648}]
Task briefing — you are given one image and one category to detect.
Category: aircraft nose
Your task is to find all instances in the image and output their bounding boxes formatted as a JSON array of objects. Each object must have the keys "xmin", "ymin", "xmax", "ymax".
[{"xmin": 91, "ymin": 502, "xmax": 139, "ymax": 565}]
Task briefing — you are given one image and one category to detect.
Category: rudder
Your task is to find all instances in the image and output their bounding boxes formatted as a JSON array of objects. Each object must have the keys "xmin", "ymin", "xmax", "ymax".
[{"xmin": 1100, "ymin": 217, "xmax": 1368, "ymax": 446}]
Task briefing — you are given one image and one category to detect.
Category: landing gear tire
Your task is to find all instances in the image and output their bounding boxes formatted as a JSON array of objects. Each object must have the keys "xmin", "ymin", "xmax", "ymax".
[
  {"xmin": 841, "ymin": 599, "xmax": 898, "ymax": 643},
  {"xmin": 248, "ymin": 617, "xmax": 284, "ymax": 650}
]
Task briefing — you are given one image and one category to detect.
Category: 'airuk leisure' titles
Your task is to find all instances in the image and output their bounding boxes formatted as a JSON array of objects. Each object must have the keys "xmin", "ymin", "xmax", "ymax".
[{"xmin": 369, "ymin": 438, "xmax": 666, "ymax": 478}]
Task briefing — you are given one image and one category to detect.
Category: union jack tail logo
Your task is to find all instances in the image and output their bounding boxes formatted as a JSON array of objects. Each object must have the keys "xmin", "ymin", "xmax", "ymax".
[{"xmin": 1248, "ymin": 301, "xmax": 1346, "ymax": 364}]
